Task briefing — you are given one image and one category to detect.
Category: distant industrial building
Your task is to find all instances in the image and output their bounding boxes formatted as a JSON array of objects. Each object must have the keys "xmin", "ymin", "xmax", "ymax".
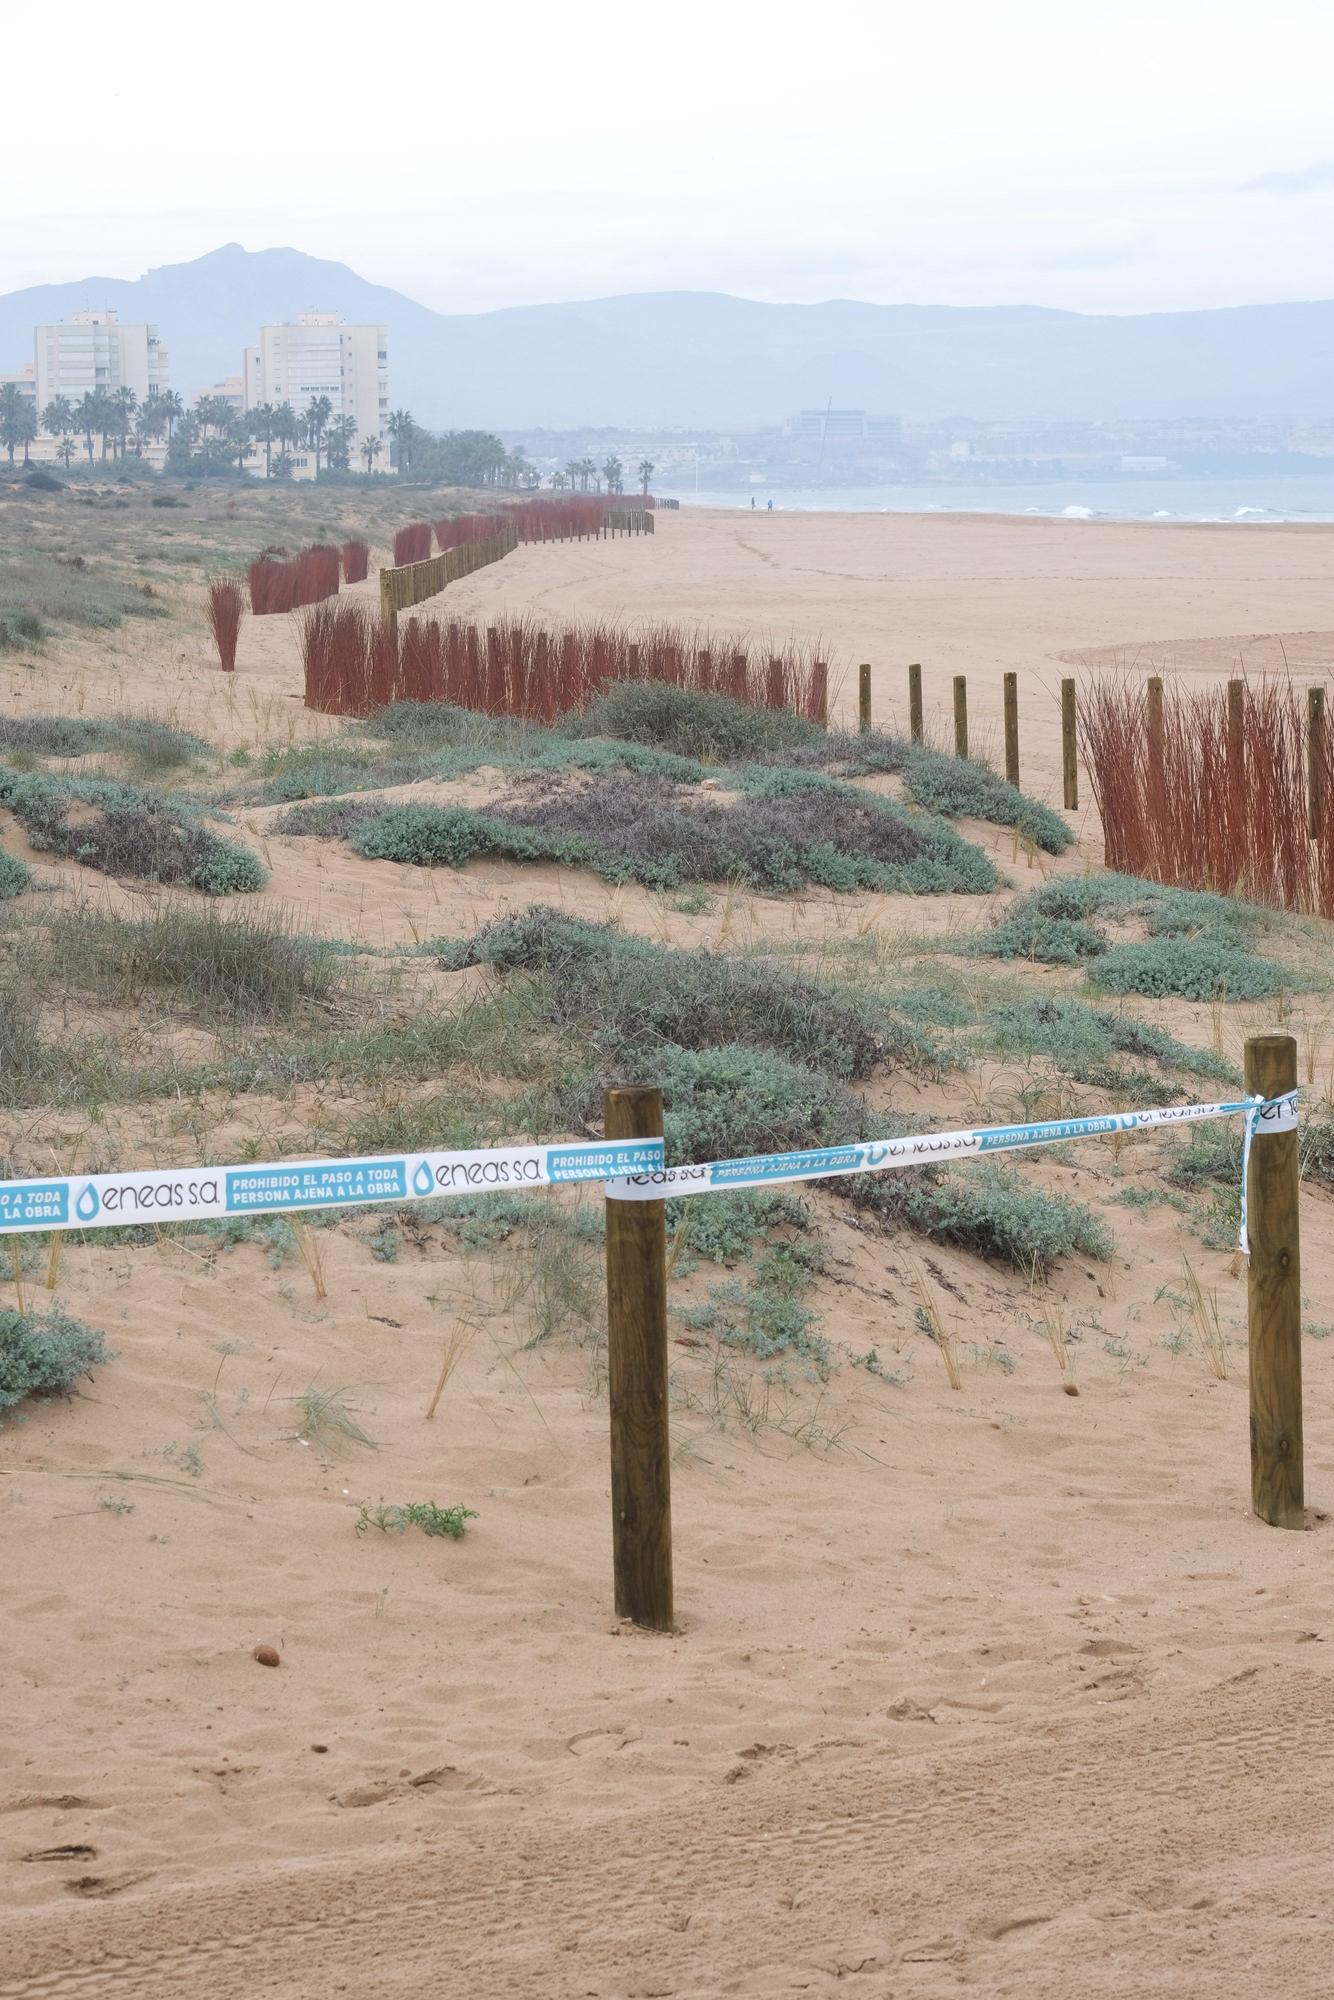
[{"xmin": 33, "ymin": 311, "xmax": 169, "ymax": 411}]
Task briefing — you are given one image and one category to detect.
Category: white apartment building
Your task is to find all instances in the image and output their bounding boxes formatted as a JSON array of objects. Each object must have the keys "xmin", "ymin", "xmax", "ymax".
[
  {"xmin": 34, "ymin": 311, "xmax": 169, "ymax": 413},
  {"xmin": 243, "ymin": 313, "xmax": 388, "ymax": 469}
]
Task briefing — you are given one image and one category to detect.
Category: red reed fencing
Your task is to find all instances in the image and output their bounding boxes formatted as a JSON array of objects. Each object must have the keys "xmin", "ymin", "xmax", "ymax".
[
  {"xmin": 341, "ymin": 539, "xmax": 370, "ymax": 584},
  {"xmin": 1080, "ymin": 674, "xmax": 1334, "ymax": 919},
  {"xmin": 302, "ymin": 609, "xmax": 828, "ymax": 726},
  {"xmin": 205, "ymin": 578, "xmax": 245, "ymax": 672},
  {"xmin": 249, "ymin": 545, "xmax": 341, "ymax": 615},
  {"xmin": 393, "ymin": 522, "xmax": 433, "ymax": 565}
]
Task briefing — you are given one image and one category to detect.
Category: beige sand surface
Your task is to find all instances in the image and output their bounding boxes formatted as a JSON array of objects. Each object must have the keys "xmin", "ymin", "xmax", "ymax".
[{"xmin": 1, "ymin": 506, "xmax": 1333, "ymax": 1997}]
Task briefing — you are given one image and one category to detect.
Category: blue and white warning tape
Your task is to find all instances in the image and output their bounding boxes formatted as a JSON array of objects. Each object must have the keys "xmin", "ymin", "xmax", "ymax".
[
  {"xmin": 604, "ymin": 1090, "xmax": 1300, "ymax": 1257},
  {"xmin": 0, "ymin": 1092, "xmax": 1297, "ymax": 1252},
  {"xmin": 0, "ymin": 1138, "xmax": 664, "ymax": 1235}
]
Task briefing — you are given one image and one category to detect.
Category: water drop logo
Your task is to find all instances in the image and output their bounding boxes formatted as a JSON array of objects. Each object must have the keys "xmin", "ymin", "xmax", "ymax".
[
  {"xmin": 411, "ymin": 1160, "xmax": 434, "ymax": 1197},
  {"xmin": 76, "ymin": 1183, "xmax": 100, "ymax": 1221}
]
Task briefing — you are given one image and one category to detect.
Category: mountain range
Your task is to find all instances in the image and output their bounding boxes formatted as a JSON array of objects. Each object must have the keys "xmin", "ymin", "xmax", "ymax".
[{"xmin": 3, "ymin": 243, "xmax": 1332, "ymax": 430}]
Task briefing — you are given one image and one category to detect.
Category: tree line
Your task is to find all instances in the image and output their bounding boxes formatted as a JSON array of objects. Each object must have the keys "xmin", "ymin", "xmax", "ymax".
[{"xmin": 1, "ymin": 383, "xmax": 655, "ymax": 495}]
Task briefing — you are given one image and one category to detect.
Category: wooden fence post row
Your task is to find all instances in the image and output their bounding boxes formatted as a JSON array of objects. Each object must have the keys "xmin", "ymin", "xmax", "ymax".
[{"xmin": 603, "ymin": 1088, "xmax": 673, "ymax": 1630}]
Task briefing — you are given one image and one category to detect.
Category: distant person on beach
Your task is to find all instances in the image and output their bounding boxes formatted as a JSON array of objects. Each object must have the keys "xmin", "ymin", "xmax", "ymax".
[
  {"xmin": 766, "ymin": 499, "xmax": 773, "ymax": 511},
  {"xmin": 750, "ymin": 496, "xmax": 756, "ymax": 509}
]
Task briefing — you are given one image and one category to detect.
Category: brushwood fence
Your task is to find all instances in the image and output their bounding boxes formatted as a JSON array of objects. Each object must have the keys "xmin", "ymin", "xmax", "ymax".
[
  {"xmin": 1080, "ymin": 673, "xmax": 1334, "ymax": 919},
  {"xmin": 302, "ymin": 609, "xmax": 829, "ymax": 723},
  {"xmin": 248, "ymin": 544, "xmax": 341, "ymax": 615}
]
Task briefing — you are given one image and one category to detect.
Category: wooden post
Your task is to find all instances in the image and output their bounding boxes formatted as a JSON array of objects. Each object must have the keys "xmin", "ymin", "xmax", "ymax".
[
  {"xmin": 603, "ymin": 1087, "xmax": 673, "ymax": 1630},
  {"xmin": 858, "ymin": 662, "xmax": 871, "ymax": 734},
  {"xmin": 1308, "ymin": 685, "xmax": 1326, "ymax": 841},
  {"xmin": 1245, "ymin": 1033, "xmax": 1303, "ymax": 1530},
  {"xmin": 812, "ymin": 660, "xmax": 828, "ymax": 729},
  {"xmin": 908, "ymin": 662, "xmax": 923, "ymax": 744},
  {"xmin": 952, "ymin": 675, "xmax": 968, "ymax": 760},
  {"xmin": 767, "ymin": 656, "xmax": 786, "ymax": 711},
  {"xmin": 1146, "ymin": 674, "xmax": 1165, "ymax": 754},
  {"xmin": 1003, "ymin": 672, "xmax": 1019, "ymax": 787},
  {"xmin": 1227, "ymin": 678, "xmax": 1245, "ymax": 791},
  {"xmin": 378, "ymin": 569, "xmax": 397, "ymax": 645},
  {"xmin": 1061, "ymin": 677, "xmax": 1078, "ymax": 810}
]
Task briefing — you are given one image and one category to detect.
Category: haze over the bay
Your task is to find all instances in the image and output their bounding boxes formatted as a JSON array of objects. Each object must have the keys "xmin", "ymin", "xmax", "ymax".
[{"xmin": 7, "ymin": 0, "xmax": 1334, "ymax": 317}]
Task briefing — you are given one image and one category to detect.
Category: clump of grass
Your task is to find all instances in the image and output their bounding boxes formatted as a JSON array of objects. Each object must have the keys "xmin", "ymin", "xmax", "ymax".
[
  {"xmin": 355, "ymin": 1499, "xmax": 476, "ymax": 1539},
  {"xmin": 910, "ymin": 1261, "xmax": 961, "ymax": 1388},
  {"xmin": 1181, "ymin": 1258, "xmax": 1229, "ymax": 1378},
  {"xmin": 0, "ymin": 712, "xmax": 207, "ymax": 775},
  {"xmin": 657, "ymin": 1044, "xmax": 866, "ymax": 1162},
  {"xmin": 290, "ymin": 1384, "xmax": 374, "ymax": 1452},
  {"xmin": 0, "ymin": 611, "xmax": 48, "ymax": 651},
  {"xmin": 667, "ymin": 1187, "xmax": 813, "ymax": 1266},
  {"xmin": 895, "ymin": 750, "xmax": 1072, "ymax": 855},
  {"xmin": 0, "ymin": 1303, "xmax": 110, "ymax": 1412},
  {"xmin": 39, "ymin": 901, "xmax": 345, "ymax": 1022},
  {"xmin": 986, "ymin": 993, "xmax": 1238, "ymax": 1089},
  {"xmin": 253, "ymin": 741, "xmax": 434, "ymax": 803}
]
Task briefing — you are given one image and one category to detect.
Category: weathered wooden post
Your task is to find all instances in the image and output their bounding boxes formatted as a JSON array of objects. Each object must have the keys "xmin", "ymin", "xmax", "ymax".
[
  {"xmin": 1227, "ymin": 678, "xmax": 1245, "ymax": 792},
  {"xmin": 908, "ymin": 663, "xmax": 923, "ymax": 744},
  {"xmin": 858, "ymin": 663, "xmax": 871, "ymax": 734},
  {"xmin": 603, "ymin": 1088, "xmax": 673, "ymax": 1629},
  {"xmin": 1061, "ymin": 677, "xmax": 1078, "ymax": 810},
  {"xmin": 1308, "ymin": 686, "xmax": 1326, "ymax": 841},
  {"xmin": 1003, "ymin": 672, "xmax": 1020, "ymax": 787},
  {"xmin": 767, "ymin": 656, "xmax": 786, "ymax": 711},
  {"xmin": 379, "ymin": 568, "xmax": 397, "ymax": 646},
  {"xmin": 1245, "ymin": 1033, "xmax": 1303, "ymax": 1530},
  {"xmin": 952, "ymin": 675, "xmax": 968, "ymax": 760},
  {"xmin": 812, "ymin": 660, "xmax": 829, "ymax": 729}
]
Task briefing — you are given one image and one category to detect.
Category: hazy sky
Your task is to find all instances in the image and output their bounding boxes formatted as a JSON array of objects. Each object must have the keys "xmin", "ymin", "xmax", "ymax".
[{"xmin": 8, "ymin": 0, "xmax": 1334, "ymax": 315}]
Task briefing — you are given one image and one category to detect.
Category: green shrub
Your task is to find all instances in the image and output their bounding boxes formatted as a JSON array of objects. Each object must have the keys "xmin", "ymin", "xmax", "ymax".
[
  {"xmin": 0, "ymin": 852, "xmax": 31, "ymax": 899},
  {"xmin": 0, "ymin": 771, "xmax": 263, "ymax": 895},
  {"xmin": 573, "ymin": 680, "xmax": 823, "ymax": 762},
  {"xmin": 1089, "ymin": 938, "xmax": 1288, "ymax": 1002},
  {"xmin": 668, "ymin": 1187, "xmax": 813, "ymax": 1264},
  {"xmin": 0, "ymin": 1304, "xmax": 110, "ymax": 1412},
  {"xmin": 0, "ymin": 611, "xmax": 47, "ymax": 651},
  {"xmin": 681, "ymin": 1279, "xmax": 830, "ymax": 1372},
  {"xmin": 451, "ymin": 906, "xmax": 938, "ymax": 1082},
  {"xmin": 843, "ymin": 1159, "xmax": 1112, "ymax": 1272},
  {"xmin": 970, "ymin": 910, "xmax": 1107, "ymax": 965},
  {"xmin": 658, "ymin": 1044, "xmax": 866, "ymax": 1162},
  {"xmin": 356, "ymin": 1499, "xmax": 476, "ymax": 1539},
  {"xmin": 275, "ymin": 795, "xmax": 388, "ymax": 839},
  {"xmin": 899, "ymin": 750, "xmax": 1072, "ymax": 854},
  {"xmin": 256, "ymin": 742, "xmax": 433, "ymax": 802}
]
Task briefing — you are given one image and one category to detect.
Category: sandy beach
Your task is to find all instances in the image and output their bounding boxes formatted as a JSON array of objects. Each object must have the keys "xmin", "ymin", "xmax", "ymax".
[{"xmin": 2, "ymin": 500, "xmax": 1332, "ymax": 1998}]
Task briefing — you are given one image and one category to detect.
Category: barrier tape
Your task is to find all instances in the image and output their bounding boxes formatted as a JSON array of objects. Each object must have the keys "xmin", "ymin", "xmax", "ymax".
[
  {"xmin": 605, "ymin": 1091, "xmax": 1300, "ymax": 1257},
  {"xmin": 0, "ymin": 1138, "xmax": 664, "ymax": 1235},
  {"xmin": 0, "ymin": 1093, "xmax": 1298, "ymax": 1250}
]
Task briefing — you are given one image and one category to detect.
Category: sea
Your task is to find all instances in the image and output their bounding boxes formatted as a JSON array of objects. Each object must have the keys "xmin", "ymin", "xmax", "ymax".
[{"xmin": 658, "ymin": 475, "xmax": 1334, "ymax": 524}]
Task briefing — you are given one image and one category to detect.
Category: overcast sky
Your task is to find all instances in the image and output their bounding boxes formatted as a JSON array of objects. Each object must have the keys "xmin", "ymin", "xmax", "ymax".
[{"xmin": 7, "ymin": 0, "xmax": 1334, "ymax": 316}]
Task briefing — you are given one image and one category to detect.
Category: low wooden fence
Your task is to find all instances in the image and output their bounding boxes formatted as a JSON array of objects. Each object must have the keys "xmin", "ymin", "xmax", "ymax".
[{"xmin": 378, "ymin": 523, "xmax": 518, "ymax": 631}]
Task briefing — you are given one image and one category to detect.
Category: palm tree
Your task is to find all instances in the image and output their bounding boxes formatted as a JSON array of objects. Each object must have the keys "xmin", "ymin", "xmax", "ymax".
[
  {"xmin": 251, "ymin": 402, "xmax": 277, "ymax": 478},
  {"xmin": 57, "ymin": 435, "xmax": 76, "ymax": 470},
  {"xmin": 74, "ymin": 392, "xmax": 100, "ymax": 463},
  {"xmin": 565, "ymin": 459, "xmax": 582, "ymax": 491},
  {"xmin": 228, "ymin": 413, "xmax": 254, "ymax": 472},
  {"xmin": 194, "ymin": 395, "xmax": 233, "ymax": 442},
  {"xmin": 550, "ymin": 469, "xmax": 569, "ymax": 491},
  {"xmin": 639, "ymin": 457, "xmax": 654, "ymax": 496},
  {"xmin": 41, "ymin": 395, "xmax": 74, "ymax": 440},
  {"xmin": 0, "ymin": 383, "xmax": 25, "ymax": 464},
  {"xmin": 273, "ymin": 401, "xmax": 299, "ymax": 461},
  {"xmin": 387, "ymin": 409, "xmax": 415, "ymax": 474},
  {"xmin": 136, "ymin": 397, "xmax": 167, "ymax": 446},
  {"xmin": 305, "ymin": 394, "xmax": 333, "ymax": 474},
  {"xmin": 326, "ymin": 413, "xmax": 357, "ymax": 472},
  {"xmin": 156, "ymin": 389, "xmax": 184, "ymax": 440},
  {"xmin": 111, "ymin": 386, "xmax": 137, "ymax": 460},
  {"xmin": 361, "ymin": 434, "xmax": 383, "ymax": 474},
  {"xmin": 602, "ymin": 455, "xmax": 624, "ymax": 495}
]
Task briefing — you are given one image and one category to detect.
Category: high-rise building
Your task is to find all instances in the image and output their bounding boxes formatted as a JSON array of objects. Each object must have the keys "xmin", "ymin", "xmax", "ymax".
[
  {"xmin": 33, "ymin": 311, "xmax": 169, "ymax": 414},
  {"xmin": 243, "ymin": 313, "xmax": 388, "ymax": 459}
]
